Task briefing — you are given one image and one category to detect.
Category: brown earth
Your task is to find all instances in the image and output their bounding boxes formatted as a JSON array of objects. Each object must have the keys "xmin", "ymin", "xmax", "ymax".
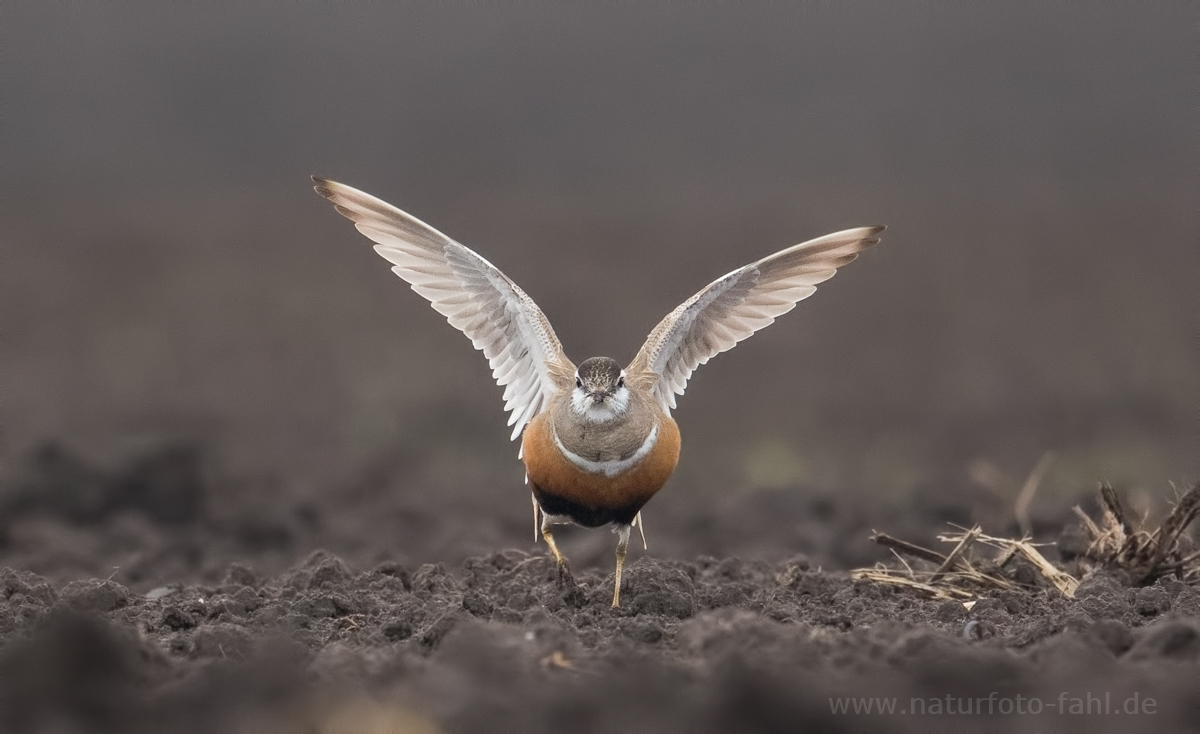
[{"xmin": 1, "ymin": 443, "xmax": 1198, "ymax": 733}]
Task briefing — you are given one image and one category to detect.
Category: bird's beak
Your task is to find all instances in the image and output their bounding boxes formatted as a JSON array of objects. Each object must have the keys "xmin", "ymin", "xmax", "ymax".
[{"xmin": 590, "ymin": 391, "xmax": 609, "ymax": 404}]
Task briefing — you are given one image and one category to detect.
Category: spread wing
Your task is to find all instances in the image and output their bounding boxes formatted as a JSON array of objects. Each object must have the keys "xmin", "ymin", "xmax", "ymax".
[
  {"xmin": 313, "ymin": 177, "xmax": 574, "ymax": 439},
  {"xmin": 628, "ymin": 226, "xmax": 884, "ymax": 411}
]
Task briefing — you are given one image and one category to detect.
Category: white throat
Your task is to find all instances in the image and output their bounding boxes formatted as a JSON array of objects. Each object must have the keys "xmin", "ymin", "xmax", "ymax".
[{"xmin": 570, "ymin": 386, "xmax": 631, "ymax": 423}]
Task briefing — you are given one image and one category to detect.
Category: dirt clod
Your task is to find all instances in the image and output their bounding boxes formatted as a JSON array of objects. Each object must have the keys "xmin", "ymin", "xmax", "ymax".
[{"xmin": 1, "ymin": 445, "xmax": 1196, "ymax": 731}]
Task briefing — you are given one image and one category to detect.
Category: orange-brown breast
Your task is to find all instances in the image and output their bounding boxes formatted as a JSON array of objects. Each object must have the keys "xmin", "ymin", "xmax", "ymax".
[{"xmin": 521, "ymin": 411, "xmax": 681, "ymax": 521}]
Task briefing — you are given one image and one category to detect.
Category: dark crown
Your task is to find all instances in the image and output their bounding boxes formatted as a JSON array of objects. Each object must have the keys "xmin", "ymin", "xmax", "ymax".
[{"xmin": 577, "ymin": 357, "xmax": 622, "ymax": 389}]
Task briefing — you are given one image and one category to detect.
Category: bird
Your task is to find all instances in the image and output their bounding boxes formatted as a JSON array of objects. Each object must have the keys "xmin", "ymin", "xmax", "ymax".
[{"xmin": 312, "ymin": 176, "xmax": 883, "ymax": 607}]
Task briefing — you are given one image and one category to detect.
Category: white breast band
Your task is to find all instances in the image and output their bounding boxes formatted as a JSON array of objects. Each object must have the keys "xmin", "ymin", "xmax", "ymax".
[{"xmin": 552, "ymin": 424, "xmax": 659, "ymax": 478}]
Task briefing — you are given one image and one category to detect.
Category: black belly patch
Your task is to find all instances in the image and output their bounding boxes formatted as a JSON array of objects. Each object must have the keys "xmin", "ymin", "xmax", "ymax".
[{"xmin": 531, "ymin": 483, "xmax": 642, "ymax": 528}]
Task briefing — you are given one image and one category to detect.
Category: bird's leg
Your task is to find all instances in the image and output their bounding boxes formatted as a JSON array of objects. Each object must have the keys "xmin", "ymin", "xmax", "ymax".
[
  {"xmin": 531, "ymin": 491, "xmax": 539, "ymax": 542},
  {"xmin": 612, "ymin": 524, "xmax": 631, "ymax": 608},
  {"xmin": 540, "ymin": 510, "xmax": 573, "ymax": 586}
]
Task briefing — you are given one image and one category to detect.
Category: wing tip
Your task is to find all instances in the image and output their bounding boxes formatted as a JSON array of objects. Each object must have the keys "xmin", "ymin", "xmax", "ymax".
[
  {"xmin": 862, "ymin": 225, "xmax": 886, "ymax": 245},
  {"xmin": 845, "ymin": 224, "xmax": 886, "ymax": 251},
  {"xmin": 312, "ymin": 176, "xmax": 338, "ymax": 200},
  {"xmin": 852, "ymin": 224, "xmax": 886, "ymax": 241}
]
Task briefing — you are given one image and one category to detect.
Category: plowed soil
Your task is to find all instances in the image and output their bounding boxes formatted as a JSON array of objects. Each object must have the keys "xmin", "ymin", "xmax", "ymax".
[{"xmin": 2, "ymin": 443, "xmax": 1198, "ymax": 733}]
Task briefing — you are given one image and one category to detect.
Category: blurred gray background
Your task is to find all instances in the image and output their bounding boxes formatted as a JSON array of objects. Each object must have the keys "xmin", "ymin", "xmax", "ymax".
[{"xmin": 3, "ymin": 4, "xmax": 1196, "ymax": 545}]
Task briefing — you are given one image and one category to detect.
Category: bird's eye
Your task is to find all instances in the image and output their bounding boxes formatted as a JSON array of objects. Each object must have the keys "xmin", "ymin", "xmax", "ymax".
[
  {"xmin": 617, "ymin": 376, "xmax": 624, "ymax": 388},
  {"xmin": 575, "ymin": 377, "xmax": 582, "ymax": 388}
]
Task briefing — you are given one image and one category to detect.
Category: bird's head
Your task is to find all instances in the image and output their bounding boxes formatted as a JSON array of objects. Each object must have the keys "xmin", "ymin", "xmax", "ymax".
[{"xmin": 570, "ymin": 356, "xmax": 629, "ymax": 422}]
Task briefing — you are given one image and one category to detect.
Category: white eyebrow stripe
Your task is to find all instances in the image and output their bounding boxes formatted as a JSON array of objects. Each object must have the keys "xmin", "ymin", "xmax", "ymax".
[{"xmin": 551, "ymin": 424, "xmax": 659, "ymax": 478}]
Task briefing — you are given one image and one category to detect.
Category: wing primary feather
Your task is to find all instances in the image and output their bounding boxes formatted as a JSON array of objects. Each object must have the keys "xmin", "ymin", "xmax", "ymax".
[
  {"xmin": 628, "ymin": 225, "xmax": 884, "ymax": 411},
  {"xmin": 313, "ymin": 177, "xmax": 574, "ymax": 442}
]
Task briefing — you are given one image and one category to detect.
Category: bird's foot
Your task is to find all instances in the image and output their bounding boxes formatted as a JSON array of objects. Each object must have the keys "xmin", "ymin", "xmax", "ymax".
[
  {"xmin": 554, "ymin": 559, "xmax": 588, "ymax": 607},
  {"xmin": 554, "ymin": 558, "xmax": 576, "ymax": 588}
]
